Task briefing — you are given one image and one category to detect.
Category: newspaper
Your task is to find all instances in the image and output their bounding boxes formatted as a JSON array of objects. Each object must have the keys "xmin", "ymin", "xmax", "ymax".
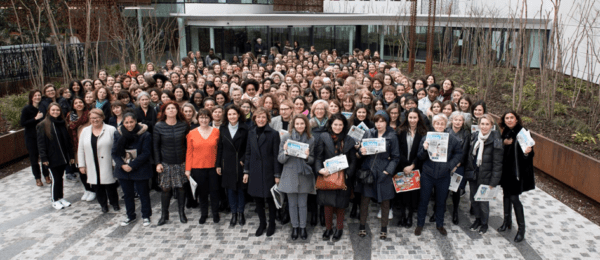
[
  {"xmin": 471, "ymin": 124, "xmax": 496, "ymax": 134},
  {"xmin": 342, "ymin": 112, "xmax": 353, "ymax": 119},
  {"xmin": 348, "ymin": 125, "xmax": 366, "ymax": 142},
  {"xmin": 278, "ymin": 129, "xmax": 289, "ymax": 138},
  {"xmin": 473, "ymin": 185, "xmax": 500, "ymax": 201},
  {"xmin": 357, "ymin": 122, "xmax": 369, "ymax": 132},
  {"xmin": 323, "ymin": 154, "xmax": 349, "ymax": 174},
  {"xmin": 285, "ymin": 140, "xmax": 309, "ymax": 159},
  {"xmin": 123, "ymin": 149, "xmax": 137, "ymax": 164},
  {"xmin": 426, "ymin": 132, "xmax": 449, "ymax": 162},
  {"xmin": 448, "ymin": 172, "xmax": 463, "ymax": 192},
  {"xmin": 270, "ymin": 184, "xmax": 285, "ymax": 209},
  {"xmin": 393, "ymin": 170, "xmax": 421, "ymax": 193},
  {"xmin": 361, "ymin": 138, "xmax": 386, "ymax": 155},
  {"xmin": 189, "ymin": 177, "xmax": 198, "ymax": 198},
  {"xmin": 516, "ymin": 128, "xmax": 536, "ymax": 153}
]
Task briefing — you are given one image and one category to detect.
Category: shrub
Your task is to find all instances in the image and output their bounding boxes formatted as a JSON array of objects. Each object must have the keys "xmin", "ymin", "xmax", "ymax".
[
  {"xmin": 553, "ymin": 102, "xmax": 568, "ymax": 115},
  {"xmin": 574, "ymin": 106, "xmax": 591, "ymax": 114},
  {"xmin": 534, "ymin": 108, "xmax": 547, "ymax": 118},
  {"xmin": 0, "ymin": 93, "xmax": 29, "ymax": 129},
  {"xmin": 521, "ymin": 116, "xmax": 533, "ymax": 124},
  {"xmin": 572, "ymin": 131, "xmax": 596, "ymax": 144},
  {"xmin": 567, "ymin": 118, "xmax": 591, "ymax": 133},
  {"xmin": 551, "ymin": 117, "xmax": 565, "ymax": 127},
  {"xmin": 463, "ymin": 85, "xmax": 478, "ymax": 95}
]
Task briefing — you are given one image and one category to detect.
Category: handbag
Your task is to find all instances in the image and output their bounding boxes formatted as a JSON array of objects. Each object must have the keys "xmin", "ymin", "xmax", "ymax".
[
  {"xmin": 316, "ymin": 170, "xmax": 346, "ymax": 190},
  {"xmin": 358, "ymin": 154, "xmax": 377, "ymax": 184}
]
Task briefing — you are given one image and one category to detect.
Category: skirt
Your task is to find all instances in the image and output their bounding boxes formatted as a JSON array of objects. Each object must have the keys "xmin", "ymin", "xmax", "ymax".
[{"xmin": 159, "ymin": 163, "xmax": 188, "ymax": 189}]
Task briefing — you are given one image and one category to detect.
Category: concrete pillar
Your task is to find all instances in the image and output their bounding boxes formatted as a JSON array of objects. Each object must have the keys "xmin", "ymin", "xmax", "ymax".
[
  {"xmin": 191, "ymin": 27, "xmax": 199, "ymax": 52},
  {"xmin": 178, "ymin": 18, "xmax": 186, "ymax": 62},
  {"xmin": 209, "ymin": 28, "xmax": 215, "ymax": 50},
  {"xmin": 379, "ymin": 27, "xmax": 385, "ymax": 60},
  {"xmin": 349, "ymin": 28, "xmax": 354, "ymax": 54}
]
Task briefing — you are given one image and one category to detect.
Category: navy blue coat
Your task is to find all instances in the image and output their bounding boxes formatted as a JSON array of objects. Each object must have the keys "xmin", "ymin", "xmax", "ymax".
[
  {"xmin": 417, "ymin": 132, "xmax": 463, "ymax": 180},
  {"xmin": 244, "ymin": 125, "xmax": 283, "ymax": 198},
  {"xmin": 357, "ymin": 126, "xmax": 400, "ymax": 202},
  {"xmin": 112, "ymin": 124, "xmax": 153, "ymax": 180}
]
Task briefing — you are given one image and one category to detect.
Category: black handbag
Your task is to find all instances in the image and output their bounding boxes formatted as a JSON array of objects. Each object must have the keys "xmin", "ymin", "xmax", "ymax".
[{"xmin": 358, "ymin": 154, "xmax": 377, "ymax": 184}]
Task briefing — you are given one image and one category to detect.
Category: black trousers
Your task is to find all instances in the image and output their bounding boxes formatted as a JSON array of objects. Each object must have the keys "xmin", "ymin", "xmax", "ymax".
[
  {"xmin": 79, "ymin": 171, "xmax": 92, "ymax": 191},
  {"xmin": 254, "ymin": 197, "xmax": 277, "ymax": 225},
  {"xmin": 191, "ymin": 168, "xmax": 220, "ymax": 216},
  {"xmin": 25, "ymin": 137, "xmax": 49, "ymax": 179},
  {"xmin": 93, "ymin": 183, "xmax": 119, "ymax": 207},
  {"xmin": 49, "ymin": 165, "xmax": 67, "ymax": 202}
]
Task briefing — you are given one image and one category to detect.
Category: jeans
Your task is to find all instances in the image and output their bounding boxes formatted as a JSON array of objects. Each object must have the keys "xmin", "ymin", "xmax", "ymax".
[
  {"xmin": 470, "ymin": 181, "xmax": 490, "ymax": 225},
  {"xmin": 417, "ymin": 173, "xmax": 451, "ymax": 227},
  {"xmin": 227, "ymin": 188, "xmax": 245, "ymax": 213},
  {"xmin": 119, "ymin": 179, "xmax": 151, "ymax": 219},
  {"xmin": 49, "ymin": 165, "xmax": 67, "ymax": 202},
  {"xmin": 287, "ymin": 193, "xmax": 308, "ymax": 228}
]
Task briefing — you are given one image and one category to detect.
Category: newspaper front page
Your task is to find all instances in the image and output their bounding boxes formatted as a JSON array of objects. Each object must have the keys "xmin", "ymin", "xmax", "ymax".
[
  {"xmin": 426, "ymin": 132, "xmax": 449, "ymax": 162},
  {"xmin": 348, "ymin": 125, "xmax": 366, "ymax": 142},
  {"xmin": 361, "ymin": 138, "xmax": 386, "ymax": 155},
  {"xmin": 473, "ymin": 185, "xmax": 500, "ymax": 201},
  {"xmin": 286, "ymin": 140, "xmax": 309, "ymax": 159},
  {"xmin": 324, "ymin": 154, "xmax": 349, "ymax": 174},
  {"xmin": 516, "ymin": 128, "xmax": 536, "ymax": 153}
]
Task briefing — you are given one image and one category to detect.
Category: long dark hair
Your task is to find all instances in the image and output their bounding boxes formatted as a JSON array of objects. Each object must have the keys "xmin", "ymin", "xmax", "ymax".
[
  {"xmin": 41, "ymin": 102, "xmax": 65, "ymax": 140},
  {"xmin": 326, "ymin": 113, "xmax": 348, "ymax": 138},
  {"xmin": 398, "ymin": 108, "xmax": 428, "ymax": 136},
  {"xmin": 28, "ymin": 90, "xmax": 42, "ymax": 105},
  {"xmin": 222, "ymin": 104, "xmax": 246, "ymax": 126}
]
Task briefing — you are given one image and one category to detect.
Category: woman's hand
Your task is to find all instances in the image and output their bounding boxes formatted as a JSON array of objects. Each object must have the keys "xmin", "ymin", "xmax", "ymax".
[
  {"xmin": 283, "ymin": 140, "xmax": 288, "ymax": 151},
  {"xmin": 156, "ymin": 164, "xmax": 164, "ymax": 173},
  {"xmin": 360, "ymin": 147, "xmax": 367, "ymax": 154},
  {"xmin": 403, "ymin": 164, "xmax": 414, "ymax": 175},
  {"xmin": 305, "ymin": 148, "xmax": 310, "ymax": 156},
  {"xmin": 216, "ymin": 167, "xmax": 222, "ymax": 175},
  {"xmin": 43, "ymin": 162, "xmax": 49, "ymax": 166},
  {"xmin": 185, "ymin": 170, "xmax": 191, "ymax": 178},
  {"xmin": 524, "ymin": 146, "xmax": 532, "ymax": 154},
  {"xmin": 319, "ymin": 168, "xmax": 329, "ymax": 176},
  {"xmin": 79, "ymin": 167, "xmax": 86, "ymax": 174},
  {"xmin": 122, "ymin": 164, "xmax": 132, "ymax": 172},
  {"xmin": 243, "ymin": 174, "xmax": 249, "ymax": 184},
  {"xmin": 35, "ymin": 112, "xmax": 43, "ymax": 120},
  {"xmin": 383, "ymin": 171, "xmax": 390, "ymax": 175},
  {"xmin": 423, "ymin": 141, "xmax": 429, "ymax": 150},
  {"xmin": 240, "ymin": 161, "xmax": 244, "ymax": 166},
  {"xmin": 504, "ymin": 138, "xmax": 513, "ymax": 145},
  {"xmin": 275, "ymin": 177, "xmax": 280, "ymax": 184}
]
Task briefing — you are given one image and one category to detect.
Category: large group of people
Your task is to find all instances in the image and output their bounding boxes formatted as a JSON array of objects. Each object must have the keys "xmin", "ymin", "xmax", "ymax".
[{"xmin": 21, "ymin": 45, "xmax": 535, "ymax": 243}]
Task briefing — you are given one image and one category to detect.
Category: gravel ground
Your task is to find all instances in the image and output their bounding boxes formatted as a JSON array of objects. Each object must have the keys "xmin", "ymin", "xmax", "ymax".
[{"xmin": 2, "ymin": 157, "xmax": 599, "ymax": 227}]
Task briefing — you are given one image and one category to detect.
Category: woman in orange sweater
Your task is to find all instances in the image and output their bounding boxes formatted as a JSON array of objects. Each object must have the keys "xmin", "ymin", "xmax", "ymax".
[{"xmin": 186, "ymin": 108, "xmax": 221, "ymax": 224}]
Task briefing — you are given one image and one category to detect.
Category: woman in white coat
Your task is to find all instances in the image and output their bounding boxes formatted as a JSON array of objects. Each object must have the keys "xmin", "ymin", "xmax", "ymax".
[{"xmin": 78, "ymin": 108, "xmax": 120, "ymax": 213}]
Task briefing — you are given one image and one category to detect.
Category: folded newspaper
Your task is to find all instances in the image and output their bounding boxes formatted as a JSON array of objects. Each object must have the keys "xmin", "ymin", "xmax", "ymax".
[
  {"xmin": 361, "ymin": 138, "xmax": 386, "ymax": 155},
  {"xmin": 516, "ymin": 128, "xmax": 535, "ymax": 153},
  {"xmin": 189, "ymin": 177, "xmax": 198, "ymax": 198},
  {"xmin": 357, "ymin": 122, "xmax": 369, "ymax": 132},
  {"xmin": 426, "ymin": 132, "xmax": 449, "ymax": 162},
  {"xmin": 473, "ymin": 184, "xmax": 499, "ymax": 201},
  {"xmin": 324, "ymin": 154, "xmax": 349, "ymax": 174},
  {"xmin": 270, "ymin": 184, "xmax": 284, "ymax": 209},
  {"xmin": 286, "ymin": 140, "xmax": 309, "ymax": 159},
  {"xmin": 278, "ymin": 129, "xmax": 289, "ymax": 138},
  {"xmin": 448, "ymin": 172, "xmax": 463, "ymax": 192},
  {"xmin": 348, "ymin": 125, "xmax": 366, "ymax": 142}
]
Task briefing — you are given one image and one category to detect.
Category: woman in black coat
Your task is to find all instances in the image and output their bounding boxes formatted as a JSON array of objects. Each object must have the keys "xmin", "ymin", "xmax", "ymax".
[
  {"xmin": 243, "ymin": 107, "xmax": 282, "ymax": 237},
  {"xmin": 445, "ymin": 111, "xmax": 471, "ymax": 225},
  {"xmin": 36, "ymin": 102, "xmax": 75, "ymax": 210},
  {"xmin": 216, "ymin": 105, "xmax": 248, "ymax": 227},
  {"xmin": 135, "ymin": 91, "xmax": 160, "ymax": 192},
  {"xmin": 498, "ymin": 111, "xmax": 535, "ymax": 242},
  {"xmin": 395, "ymin": 108, "xmax": 428, "ymax": 228},
  {"xmin": 21, "ymin": 90, "xmax": 50, "ymax": 186},
  {"xmin": 315, "ymin": 113, "xmax": 357, "ymax": 242},
  {"xmin": 465, "ymin": 114, "xmax": 503, "ymax": 235},
  {"xmin": 348, "ymin": 103, "xmax": 374, "ymax": 219}
]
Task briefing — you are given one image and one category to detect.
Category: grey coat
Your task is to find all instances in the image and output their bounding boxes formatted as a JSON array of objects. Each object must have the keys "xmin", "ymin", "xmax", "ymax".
[
  {"xmin": 277, "ymin": 130, "xmax": 316, "ymax": 194},
  {"xmin": 357, "ymin": 126, "xmax": 401, "ymax": 202},
  {"xmin": 269, "ymin": 115, "xmax": 288, "ymax": 132}
]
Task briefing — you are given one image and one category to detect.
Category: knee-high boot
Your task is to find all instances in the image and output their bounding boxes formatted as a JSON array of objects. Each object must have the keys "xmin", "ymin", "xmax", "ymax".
[
  {"xmin": 498, "ymin": 195, "xmax": 512, "ymax": 232},
  {"xmin": 514, "ymin": 199, "xmax": 525, "ymax": 242},
  {"xmin": 452, "ymin": 192, "xmax": 460, "ymax": 225},
  {"xmin": 157, "ymin": 190, "xmax": 172, "ymax": 226},
  {"xmin": 177, "ymin": 189, "xmax": 188, "ymax": 223}
]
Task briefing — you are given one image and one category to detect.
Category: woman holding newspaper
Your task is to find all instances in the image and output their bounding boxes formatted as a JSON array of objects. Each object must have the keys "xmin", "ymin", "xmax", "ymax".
[
  {"xmin": 498, "ymin": 111, "xmax": 535, "ymax": 242},
  {"xmin": 315, "ymin": 113, "xmax": 357, "ymax": 242},
  {"xmin": 243, "ymin": 107, "xmax": 282, "ymax": 237},
  {"xmin": 278, "ymin": 114, "xmax": 315, "ymax": 240},
  {"xmin": 356, "ymin": 110, "xmax": 400, "ymax": 240},
  {"xmin": 465, "ymin": 114, "xmax": 503, "ymax": 234},
  {"xmin": 414, "ymin": 114, "xmax": 463, "ymax": 237}
]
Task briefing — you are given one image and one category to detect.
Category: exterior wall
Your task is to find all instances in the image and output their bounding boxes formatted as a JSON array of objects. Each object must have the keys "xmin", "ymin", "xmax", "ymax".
[{"xmin": 183, "ymin": 3, "xmax": 274, "ymax": 15}]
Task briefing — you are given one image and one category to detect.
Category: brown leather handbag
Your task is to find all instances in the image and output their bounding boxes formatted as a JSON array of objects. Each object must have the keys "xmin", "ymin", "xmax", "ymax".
[{"xmin": 316, "ymin": 170, "xmax": 346, "ymax": 190}]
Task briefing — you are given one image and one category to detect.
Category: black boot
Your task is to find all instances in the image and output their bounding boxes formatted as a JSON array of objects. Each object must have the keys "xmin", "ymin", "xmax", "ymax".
[
  {"xmin": 292, "ymin": 227, "xmax": 299, "ymax": 240},
  {"xmin": 498, "ymin": 196, "xmax": 512, "ymax": 232},
  {"xmin": 185, "ymin": 183, "xmax": 198, "ymax": 208},
  {"xmin": 322, "ymin": 229, "xmax": 333, "ymax": 240},
  {"xmin": 319, "ymin": 206, "xmax": 325, "ymax": 227},
  {"xmin": 310, "ymin": 211, "xmax": 318, "ymax": 226},
  {"xmin": 350, "ymin": 203, "xmax": 358, "ymax": 219},
  {"xmin": 239, "ymin": 212, "xmax": 246, "ymax": 225},
  {"xmin": 452, "ymin": 192, "xmax": 460, "ymax": 225},
  {"xmin": 514, "ymin": 202, "xmax": 525, "ymax": 242},
  {"xmin": 405, "ymin": 210, "xmax": 414, "ymax": 228},
  {"xmin": 230, "ymin": 212, "xmax": 238, "ymax": 227},
  {"xmin": 332, "ymin": 229, "xmax": 343, "ymax": 242},
  {"xmin": 300, "ymin": 227, "xmax": 308, "ymax": 240},
  {"xmin": 397, "ymin": 210, "xmax": 406, "ymax": 227},
  {"xmin": 157, "ymin": 190, "xmax": 171, "ymax": 226},
  {"xmin": 281, "ymin": 205, "xmax": 290, "ymax": 225},
  {"xmin": 470, "ymin": 218, "xmax": 482, "ymax": 231},
  {"xmin": 266, "ymin": 221, "xmax": 276, "ymax": 237},
  {"xmin": 255, "ymin": 222, "xmax": 267, "ymax": 236},
  {"xmin": 177, "ymin": 189, "xmax": 187, "ymax": 223}
]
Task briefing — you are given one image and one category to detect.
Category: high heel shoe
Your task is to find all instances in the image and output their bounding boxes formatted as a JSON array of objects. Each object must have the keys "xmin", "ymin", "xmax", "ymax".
[
  {"xmin": 497, "ymin": 220, "xmax": 512, "ymax": 232},
  {"xmin": 322, "ymin": 229, "xmax": 333, "ymax": 240},
  {"xmin": 332, "ymin": 229, "xmax": 343, "ymax": 242},
  {"xmin": 452, "ymin": 210, "xmax": 459, "ymax": 225}
]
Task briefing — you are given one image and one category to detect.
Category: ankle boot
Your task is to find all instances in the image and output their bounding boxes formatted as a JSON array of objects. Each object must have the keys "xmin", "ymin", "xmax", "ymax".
[
  {"xmin": 176, "ymin": 189, "xmax": 187, "ymax": 223},
  {"xmin": 310, "ymin": 211, "xmax": 318, "ymax": 226},
  {"xmin": 239, "ymin": 212, "xmax": 246, "ymax": 225},
  {"xmin": 350, "ymin": 203, "xmax": 358, "ymax": 219},
  {"xmin": 319, "ymin": 206, "xmax": 325, "ymax": 227},
  {"xmin": 398, "ymin": 210, "xmax": 406, "ymax": 227},
  {"xmin": 291, "ymin": 227, "xmax": 299, "ymax": 240},
  {"xmin": 452, "ymin": 209, "xmax": 459, "ymax": 225},
  {"xmin": 300, "ymin": 227, "xmax": 308, "ymax": 240},
  {"xmin": 266, "ymin": 222, "xmax": 276, "ymax": 237},
  {"xmin": 514, "ymin": 203, "xmax": 525, "ymax": 242},
  {"xmin": 157, "ymin": 191, "xmax": 171, "ymax": 226},
  {"xmin": 281, "ymin": 206, "xmax": 290, "ymax": 225},
  {"xmin": 406, "ymin": 211, "xmax": 414, "ymax": 228},
  {"xmin": 452, "ymin": 192, "xmax": 460, "ymax": 225},
  {"xmin": 498, "ymin": 196, "xmax": 513, "ymax": 232},
  {"xmin": 230, "ymin": 212, "xmax": 238, "ymax": 227}
]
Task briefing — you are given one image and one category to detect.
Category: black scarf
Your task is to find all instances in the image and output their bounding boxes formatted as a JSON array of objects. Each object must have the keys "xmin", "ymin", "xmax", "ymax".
[
  {"xmin": 501, "ymin": 123, "xmax": 523, "ymax": 141},
  {"xmin": 116, "ymin": 124, "xmax": 141, "ymax": 158}
]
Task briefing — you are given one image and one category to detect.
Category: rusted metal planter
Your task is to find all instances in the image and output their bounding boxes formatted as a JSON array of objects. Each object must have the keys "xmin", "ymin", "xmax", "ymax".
[{"xmin": 0, "ymin": 129, "xmax": 28, "ymax": 165}]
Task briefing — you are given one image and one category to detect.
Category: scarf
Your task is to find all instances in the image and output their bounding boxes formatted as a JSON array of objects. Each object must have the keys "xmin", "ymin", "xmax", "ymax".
[
  {"xmin": 315, "ymin": 117, "xmax": 328, "ymax": 127},
  {"xmin": 330, "ymin": 133, "xmax": 345, "ymax": 155},
  {"xmin": 472, "ymin": 131, "xmax": 490, "ymax": 167},
  {"xmin": 116, "ymin": 124, "xmax": 141, "ymax": 158},
  {"xmin": 95, "ymin": 99, "xmax": 108, "ymax": 109}
]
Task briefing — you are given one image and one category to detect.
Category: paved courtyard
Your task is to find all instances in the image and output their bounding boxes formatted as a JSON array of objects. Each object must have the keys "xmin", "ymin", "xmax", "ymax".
[{"xmin": 0, "ymin": 167, "xmax": 599, "ymax": 260}]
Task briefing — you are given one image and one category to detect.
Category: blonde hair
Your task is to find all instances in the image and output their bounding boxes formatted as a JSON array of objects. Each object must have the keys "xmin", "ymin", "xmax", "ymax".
[{"xmin": 89, "ymin": 108, "xmax": 105, "ymax": 120}]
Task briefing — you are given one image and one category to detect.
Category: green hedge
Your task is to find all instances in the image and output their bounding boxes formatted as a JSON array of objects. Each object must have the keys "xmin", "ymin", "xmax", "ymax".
[{"xmin": 0, "ymin": 93, "xmax": 29, "ymax": 129}]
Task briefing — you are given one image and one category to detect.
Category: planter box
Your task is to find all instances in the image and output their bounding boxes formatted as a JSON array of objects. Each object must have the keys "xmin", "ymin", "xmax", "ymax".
[{"xmin": 0, "ymin": 129, "xmax": 28, "ymax": 165}]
